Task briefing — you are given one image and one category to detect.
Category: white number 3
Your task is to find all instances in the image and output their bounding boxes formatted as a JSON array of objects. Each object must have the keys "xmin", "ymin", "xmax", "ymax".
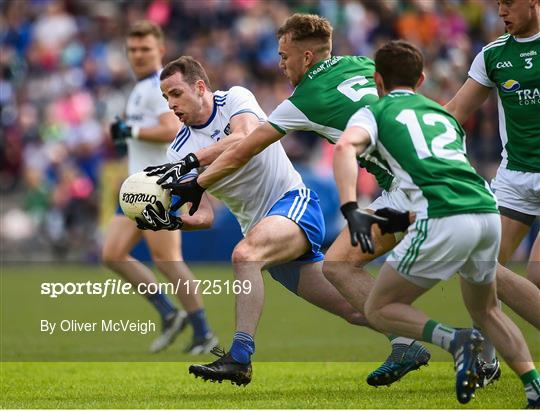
[{"xmin": 524, "ymin": 57, "xmax": 533, "ymax": 69}]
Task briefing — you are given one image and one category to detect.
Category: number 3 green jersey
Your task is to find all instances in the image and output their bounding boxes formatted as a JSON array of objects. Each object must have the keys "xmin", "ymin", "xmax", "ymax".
[
  {"xmin": 267, "ymin": 56, "xmax": 395, "ymax": 191},
  {"xmin": 348, "ymin": 91, "xmax": 498, "ymax": 219},
  {"xmin": 468, "ymin": 32, "xmax": 540, "ymax": 172}
]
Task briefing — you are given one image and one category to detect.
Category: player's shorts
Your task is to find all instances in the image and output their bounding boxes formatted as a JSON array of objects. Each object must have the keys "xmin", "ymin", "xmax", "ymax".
[
  {"xmin": 387, "ymin": 213, "xmax": 500, "ymax": 288},
  {"xmin": 266, "ymin": 188, "xmax": 325, "ymax": 294},
  {"xmin": 367, "ymin": 184, "xmax": 412, "ymax": 242},
  {"xmin": 491, "ymin": 167, "xmax": 540, "ymax": 223}
]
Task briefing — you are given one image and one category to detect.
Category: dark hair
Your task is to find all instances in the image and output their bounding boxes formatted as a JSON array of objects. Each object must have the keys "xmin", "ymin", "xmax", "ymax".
[
  {"xmin": 375, "ymin": 40, "xmax": 423, "ymax": 90},
  {"xmin": 127, "ymin": 20, "xmax": 164, "ymax": 42},
  {"xmin": 277, "ymin": 13, "xmax": 332, "ymax": 51},
  {"xmin": 160, "ymin": 56, "xmax": 211, "ymax": 89}
]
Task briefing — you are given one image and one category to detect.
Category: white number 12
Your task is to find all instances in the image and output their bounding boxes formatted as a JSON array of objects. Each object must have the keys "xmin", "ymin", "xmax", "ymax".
[{"xmin": 396, "ymin": 109, "xmax": 466, "ymax": 162}]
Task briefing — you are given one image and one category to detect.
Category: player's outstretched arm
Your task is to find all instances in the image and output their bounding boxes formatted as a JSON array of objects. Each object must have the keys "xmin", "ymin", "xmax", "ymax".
[
  {"xmin": 146, "ymin": 114, "xmax": 270, "ymax": 185},
  {"xmin": 194, "ymin": 112, "xmax": 263, "ymax": 167},
  {"xmin": 197, "ymin": 122, "xmax": 284, "ymax": 189},
  {"xmin": 444, "ymin": 78, "xmax": 491, "ymax": 125},
  {"xmin": 334, "ymin": 126, "xmax": 387, "ymax": 253},
  {"xmin": 333, "ymin": 126, "xmax": 371, "ymax": 204}
]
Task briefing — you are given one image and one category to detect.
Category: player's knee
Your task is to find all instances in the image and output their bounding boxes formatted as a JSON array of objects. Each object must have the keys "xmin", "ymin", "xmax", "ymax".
[
  {"xmin": 232, "ymin": 241, "xmax": 260, "ymax": 264},
  {"xmin": 149, "ymin": 248, "xmax": 182, "ymax": 263},
  {"xmin": 495, "ymin": 266, "xmax": 512, "ymax": 302},
  {"xmin": 322, "ymin": 260, "xmax": 342, "ymax": 285},
  {"xmin": 364, "ymin": 297, "xmax": 380, "ymax": 326},
  {"xmin": 101, "ymin": 246, "xmax": 126, "ymax": 268}
]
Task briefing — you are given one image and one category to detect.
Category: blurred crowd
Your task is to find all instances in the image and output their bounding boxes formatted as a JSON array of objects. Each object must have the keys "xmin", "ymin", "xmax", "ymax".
[{"xmin": 0, "ymin": 0, "xmax": 522, "ymax": 259}]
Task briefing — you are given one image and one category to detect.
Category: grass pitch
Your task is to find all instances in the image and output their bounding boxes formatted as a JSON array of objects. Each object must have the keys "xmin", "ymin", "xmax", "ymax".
[
  {"xmin": 0, "ymin": 362, "xmax": 530, "ymax": 409},
  {"xmin": 1, "ymin": 264, "xmax": 538, "ymax": 408}
]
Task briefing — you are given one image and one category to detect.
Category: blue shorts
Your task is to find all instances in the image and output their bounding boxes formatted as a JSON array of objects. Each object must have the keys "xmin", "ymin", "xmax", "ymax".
[{"xmin": 266, "ymin": 188, "xmax": 325, "ymax": 294}]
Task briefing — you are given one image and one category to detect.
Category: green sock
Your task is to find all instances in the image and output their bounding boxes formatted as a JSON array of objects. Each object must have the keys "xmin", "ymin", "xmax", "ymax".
[{"xmin": 521, "ymin": 369, "xmax": 540, "ymax": 402}]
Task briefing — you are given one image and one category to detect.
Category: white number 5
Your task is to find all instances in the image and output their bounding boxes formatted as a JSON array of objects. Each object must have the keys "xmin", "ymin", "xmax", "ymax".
[{"xmin": 337, "ymin": 76, "xmax": 378, "ymax": 102}]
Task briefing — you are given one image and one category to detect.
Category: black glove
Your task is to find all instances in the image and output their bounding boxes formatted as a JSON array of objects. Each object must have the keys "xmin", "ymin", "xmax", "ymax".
[
  {"xmin": 374, "ymin": 208, "xmax": 411, "ymax": 234},
  {"xmin": 110, "ymin": 116, "xmax": 132, "ymax": 143},
  {"xmin": 340, "ymin": 202, "xmax": 388, "ymax": 254},
  {"xmin": 162, "ymin": 178, "xmax": 205, "ymax": 216},
  {"xmin": 144, "ymin": 153, "xmax": 200, "ymax": 184},
  {"xmin": 135, "ymin": 201, "xmax": 183, "ymax": 231}
]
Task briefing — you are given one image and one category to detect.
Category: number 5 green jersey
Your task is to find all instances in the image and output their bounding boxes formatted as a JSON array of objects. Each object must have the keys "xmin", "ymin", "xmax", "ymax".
[
  {"xmin": 348, "ymin": 90, "xmax": 498, "ymax": 219},
  {"xmin": 468, "ymin": 32, "xmax": 540, "ymax": 172},
  {"xmin": 267, "ymin": 56, "xmax": 395, "ymax": 191}
]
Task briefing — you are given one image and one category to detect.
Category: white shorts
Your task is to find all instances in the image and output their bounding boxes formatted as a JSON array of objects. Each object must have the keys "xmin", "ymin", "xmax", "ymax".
[
  {"xmin": 367, "ymin": 184, "xmax": 412, "ymax": 242},
  {"xmin": 387, "ymin": 213, "xmax": 501, "ymax": 288},
  {"xmin": 491, "ymin": 167, "xmax": 540, "ymax": 217}
]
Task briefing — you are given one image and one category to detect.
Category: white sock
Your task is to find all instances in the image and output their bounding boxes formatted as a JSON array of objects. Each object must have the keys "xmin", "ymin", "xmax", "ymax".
[
  {"xmin": 431, "ymin": 324, "xmax": 456, "ymax": 351},
  {"xmin": 390, "ymin": 336, "xmax": 415, "ymax": 346},
  {"xmin": 525, "ymin": 379, "xmax": 540, "ymax": 402}
]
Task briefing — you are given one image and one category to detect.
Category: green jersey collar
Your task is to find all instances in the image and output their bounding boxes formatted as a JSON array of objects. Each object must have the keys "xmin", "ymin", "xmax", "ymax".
[
  {"xmin": 388, "ymin": 89, "xmax": 415, "ymax": 95},
  {"xmin": 513, "ymin": 31, "xmax": 540, "ymax": 43},
  {"xmin": 300, "ymin": 56, "xmax": 343, "ymax": 85}
]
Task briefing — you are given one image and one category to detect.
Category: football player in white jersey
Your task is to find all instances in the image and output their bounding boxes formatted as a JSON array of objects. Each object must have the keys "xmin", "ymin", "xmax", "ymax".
[
  {"xmin": 145, "ymin": 14, "xmax": 431, "ymax": 388},
  {"xmin": 139, "ymin": 56, "xmax": 378, "ymax": 386},
  {"xmin": 102, "ymin": 21, "xmax": 216, "ymax": 354}
]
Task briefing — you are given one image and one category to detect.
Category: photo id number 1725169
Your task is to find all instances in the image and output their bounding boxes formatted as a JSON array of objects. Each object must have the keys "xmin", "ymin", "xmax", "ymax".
[{"xmin": 184, "ymin": 279, "xmax": 252, "ymax": 295}]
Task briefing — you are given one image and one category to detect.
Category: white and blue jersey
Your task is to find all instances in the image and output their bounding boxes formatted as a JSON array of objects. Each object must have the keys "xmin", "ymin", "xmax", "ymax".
[
  {"xmin": 167, "ymin": 86, "xmax": 325, "ymax": 282},
  {"xmin": 125, "ymin": 70, "xmax": 171, "ymax": 174}
]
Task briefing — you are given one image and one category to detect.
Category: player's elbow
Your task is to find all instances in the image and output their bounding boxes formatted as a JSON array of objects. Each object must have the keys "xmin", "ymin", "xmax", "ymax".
[
  {"xmin": 335, "ymin": 137, "xmax": 349, "ymax": 150},
  {"xmin": 334, "ymin": 139, "xmax": 351, "ymax": 157},
  {"xmin": 364, "ymin": 296, "xmax": 384, "ymax": 330}
]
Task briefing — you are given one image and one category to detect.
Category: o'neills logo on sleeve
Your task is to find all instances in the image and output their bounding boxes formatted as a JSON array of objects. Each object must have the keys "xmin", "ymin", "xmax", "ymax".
[{"xmin": 122, "ymin": 193, "xmax": 157, "ymax": 204}]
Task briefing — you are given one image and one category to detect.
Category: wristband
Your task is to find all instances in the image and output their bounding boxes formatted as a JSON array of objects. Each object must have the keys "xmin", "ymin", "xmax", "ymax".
[{"xmin": 185, "ymin": 153, "xmax": 200, "ymax": 168}]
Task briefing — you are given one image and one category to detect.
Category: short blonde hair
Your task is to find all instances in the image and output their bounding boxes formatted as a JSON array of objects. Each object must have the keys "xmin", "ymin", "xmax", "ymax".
[{"xmin": 277, "ymin": 13, "xmax": 333, "ymax": 51}]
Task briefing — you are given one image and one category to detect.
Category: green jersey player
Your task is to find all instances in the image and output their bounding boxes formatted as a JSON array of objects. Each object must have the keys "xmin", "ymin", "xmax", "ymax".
[
  {"xmin": 445, "ymin": 0, "xmax": 540, "ymax": 385},
  {"xmin": 446, "ymin": 0, "xmax": 540, "ymax": 282},
  {"xmin": 335, "ymin": 39, "xmax": 539, "ymax": 408},
  {"xmin": 164, "ymin": 13, "xmax": 430, "ymax": 386}
]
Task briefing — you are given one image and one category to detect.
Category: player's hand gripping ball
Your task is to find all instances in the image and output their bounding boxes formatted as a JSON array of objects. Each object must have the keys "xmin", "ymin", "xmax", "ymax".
[{"xmin": 119, "ymin": 172, "xmax": 172, "ymax": 220}]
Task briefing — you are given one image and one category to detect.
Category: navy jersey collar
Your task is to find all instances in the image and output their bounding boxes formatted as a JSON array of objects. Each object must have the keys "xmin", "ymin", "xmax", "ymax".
[{"xmin": 191, "ymin": 95, "xmax": 219, "ymax": 129}]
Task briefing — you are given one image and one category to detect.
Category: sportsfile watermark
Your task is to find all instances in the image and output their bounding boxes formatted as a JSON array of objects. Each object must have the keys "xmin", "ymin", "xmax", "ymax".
[
  {"xmin": 41, "ymin": 278, "xmax": 253, "ymax": 298},
  {"xmin": 2, "ymin": 262, "xmax": 538, "ymax": 362}
]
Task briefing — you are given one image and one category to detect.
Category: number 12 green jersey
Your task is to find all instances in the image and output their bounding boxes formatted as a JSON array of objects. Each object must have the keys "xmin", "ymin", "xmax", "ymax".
[
  {"xmin": 348, "ymin": 90, "xmax": 498, "ymax": 219},
  {"xmin": 267, "ymin": 56, "xmax": 395, "ymax": 191}
]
